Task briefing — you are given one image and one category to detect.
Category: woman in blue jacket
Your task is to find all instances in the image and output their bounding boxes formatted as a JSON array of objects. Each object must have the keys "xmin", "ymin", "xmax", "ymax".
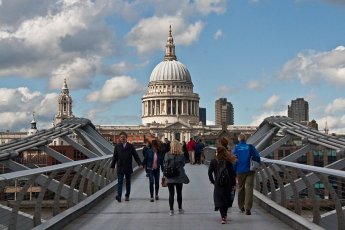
[{"xmin": 142, "ymin": 139, "xmax": 164, "ymax": 202}]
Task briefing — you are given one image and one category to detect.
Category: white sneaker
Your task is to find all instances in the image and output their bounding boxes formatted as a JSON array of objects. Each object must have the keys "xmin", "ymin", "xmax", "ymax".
[
  {"xmin": 169, "ymin": 210, "xmax": 174, "ymax": 216},
  {"xmin": 178, "ymin": 209, "xmax": 184, "ymax": 214}
]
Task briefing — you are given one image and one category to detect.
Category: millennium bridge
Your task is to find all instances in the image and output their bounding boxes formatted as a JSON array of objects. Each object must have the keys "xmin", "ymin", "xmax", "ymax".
[{"xmin": 0, "ymin": 116, "xmax": 344, "ymax": 230}]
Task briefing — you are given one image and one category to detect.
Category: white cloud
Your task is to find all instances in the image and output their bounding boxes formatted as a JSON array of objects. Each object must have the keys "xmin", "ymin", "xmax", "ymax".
[
  {"xmin": 87, "ymin": 76, "xmax": 145, "ymax": 103},
  {"xmin": 250, "ymin": 110, "xmax": 286, "ymax": 126},
  {"xmin": 0, "ymin": 87, "xmax": 41, "ymax": 112},
  {"xmin": 49, "ymin": 56, "xmax": 101, "ymax": 90},
  {"xmin": 0, "ymin": 87, "xmax": 58, "ymax": 131},
  {"xmin": 213, "ymin": 29, "xmax": 223, "ymax": 40},
  {"xmin": 263, "ymin": 94, "xmax": 280, "ymax": 109},
  {"xmin": 0, "ymin": 112, "xmax": 30, "ymax": 131},
  {"xmin": 35, "ymin": 93, "xmax": 58, "ymax": 117},
  {"xmin": 0, "ymin": 0, "xmax": 116, "ymax": 89},
  {"xmin": 325, "ymin": 98, "xmax": 345, "ymax": 114},
  {"xmin": 206, "ymin": 120, "xmax": 215, "ymax": 125},
  {"xmin": 317, "ymin": 115, "xmax": 345, "ymax": 134},
  {"xmin": 126, "ymin": 15, "xmax": 203, "ymax": 55},
  {"xmin": 215, "ymin": 85, "xmax": 235, "ymax": 97},
  {"xmin": 247, "ymin": 80, "xmax": 263, "ymax": 90},
  {"xmin": 194, "ymin": 0, "xmax": 227, "ymax": 15},
  {"xmin": 279, "ymin": 46, "xmax": 345, "ymax": 86}
]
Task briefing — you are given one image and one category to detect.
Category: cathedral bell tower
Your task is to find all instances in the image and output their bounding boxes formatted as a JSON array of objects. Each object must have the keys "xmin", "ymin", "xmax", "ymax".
[{"xmin": 54, "ymin": 79, "xmax": 74, "ymax": 125}]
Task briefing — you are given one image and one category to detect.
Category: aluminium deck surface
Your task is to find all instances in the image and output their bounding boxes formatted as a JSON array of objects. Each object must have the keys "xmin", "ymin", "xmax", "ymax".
[{"xmin": 64, "ymin": 164, "xmax": 292, "ymax": 230}]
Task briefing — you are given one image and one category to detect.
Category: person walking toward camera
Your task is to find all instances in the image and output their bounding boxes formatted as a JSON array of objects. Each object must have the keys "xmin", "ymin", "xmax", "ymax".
[
  {"xmin": 208, "ymin": 146, "xmax": 237, "ymax": 224},
  {"xmin": 233, "ymin": 133, "xmax": 260, "ymax": 215},
  {"xmin": 142, "ymin": 139, "xmax": 164, "ymax": 202},
  {"xmin": 110, "ymin": 131, "xmax": 143, "ymax": 202},
  {"xmin": 164, "ymin": 135, "xmax": 189, "ymax": 216}
]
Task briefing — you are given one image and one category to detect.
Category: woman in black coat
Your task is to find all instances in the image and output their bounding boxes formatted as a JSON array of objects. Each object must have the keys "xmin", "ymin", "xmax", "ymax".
[{"xmin": 208, "ymin": 146, "xmax": 237, "ymax": 224}]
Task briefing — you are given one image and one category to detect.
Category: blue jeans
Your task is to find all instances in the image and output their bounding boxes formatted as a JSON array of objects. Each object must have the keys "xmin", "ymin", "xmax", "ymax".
[
  {"xmin": 147, "ymin": 169, "xmax": 160, "ymax": 197},
  {"xmin": 117, "ymin": 172, "xmax": 131, "ymax": 198}
]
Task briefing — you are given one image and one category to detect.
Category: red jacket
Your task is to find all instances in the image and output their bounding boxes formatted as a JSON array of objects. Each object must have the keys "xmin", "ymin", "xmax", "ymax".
[{"xmin": 186, "ymin": 140, "xmax": 196, "ymax": 151}]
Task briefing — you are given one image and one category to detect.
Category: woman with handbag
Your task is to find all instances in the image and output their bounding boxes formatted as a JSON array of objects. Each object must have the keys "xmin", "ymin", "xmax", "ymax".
[
  {"xmin": 142, "ymin": 139, "xmax": 164, "ymax": 202},
  {"xmin": 163, "ymin": 135, "xmax": 189, "ymax": 216}
]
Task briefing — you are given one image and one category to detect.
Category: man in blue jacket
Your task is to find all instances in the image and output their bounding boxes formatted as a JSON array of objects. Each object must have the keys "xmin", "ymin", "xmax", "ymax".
[{"xmin": 233, "ymin": 133, "xmax": 261, "ymax": 215}]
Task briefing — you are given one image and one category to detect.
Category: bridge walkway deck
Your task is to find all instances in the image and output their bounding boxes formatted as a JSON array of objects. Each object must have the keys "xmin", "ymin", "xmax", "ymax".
[{"xmin": 63, "ymin": 164, "xmax": 292, "ymax": 230}]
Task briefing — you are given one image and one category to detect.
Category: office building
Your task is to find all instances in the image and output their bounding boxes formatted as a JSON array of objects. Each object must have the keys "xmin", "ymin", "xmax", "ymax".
[
  {"xmin": 288, "ymin": 98, "xmax": 309, "ymax": 122},
  {"xmin": 215, "ymin": 98, "xmax": 234, "ymax": 125},
  {"xmin": 199, "ymin": 107, "xmax": 206, "ymax": 125}
]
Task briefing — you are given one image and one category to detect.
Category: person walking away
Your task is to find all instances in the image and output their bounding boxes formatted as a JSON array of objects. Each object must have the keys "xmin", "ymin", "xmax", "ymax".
[
  {"xmin": 111, "ymin": 131, "xmax": 143, "ymax": 202},
  {"xmin": 164, "ymin": 135, "xmax": 190, "ymax": 216},
  {"xmin": 186, "ymin": 138, "xmax": 196, "ymax": 164},
  {"xmin": 142, "ymin": 139, "xmax": 164, "ymax": 202},
  {"xmin": 182, "ymin": 141, "xmax": 189, "ymax": 163},
  {"xmin": 233, "ymin": 133, "xmax": 260, "ymax": 215},
  {"xmin": 195, "ymin": 139, "xmax": 205, "ymax": 164},
  {"xmin": 200, "ymin": 140, "xmax": 205, "ymax": 164},
  {"xmin": 219, "ymin": 137, "xmax": 236, "ymax": 207},
  {"xmin": 208, "ymin": 146, "xmax": 236, "ymax": 224},
  {"xmin": 194, "ymin": 139, "xmax": 201, "ymax": 164},
  {"xmin": 162, "ymin": 138, "xmax": 171, "ymax": 157}
]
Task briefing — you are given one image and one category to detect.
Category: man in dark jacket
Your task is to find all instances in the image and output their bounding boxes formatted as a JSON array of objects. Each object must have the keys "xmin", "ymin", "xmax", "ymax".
[
  {"xmin": 111, "ymin": 131, "xmax": 143, "ymax": 202},
  {"xmin": 162, "ymin": 138, "xmax": 171, "ymax": 156}
]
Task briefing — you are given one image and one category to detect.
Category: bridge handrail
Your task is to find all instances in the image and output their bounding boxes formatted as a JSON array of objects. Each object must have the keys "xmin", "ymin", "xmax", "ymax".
[
  {"xmin": 0, "ymin": 155, "xmax": 112, "ymax": 181},
  {"xmin": 205, "ymin": 145, "xmax": 344, "ymax": 230},
  {"xmin": 0, "ymin": 147, "xmax": 143, "ymax": 230},
  {"xmin": 261, "ymin": 158, "xmax": 345, "ymax": 178},
  {"xmin": 255, "ymin": 158, "xmax": 345, "ymax": 230}
]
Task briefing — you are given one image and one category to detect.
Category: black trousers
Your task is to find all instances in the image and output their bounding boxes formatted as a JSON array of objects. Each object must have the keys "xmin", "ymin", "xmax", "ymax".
[
  {"xmin": 167, "ymin": 183, "xmax": 183, "ymax": 210},
  {"xmin": 219, "ymin": 207, "xmax": 228, "ymax": 218}
]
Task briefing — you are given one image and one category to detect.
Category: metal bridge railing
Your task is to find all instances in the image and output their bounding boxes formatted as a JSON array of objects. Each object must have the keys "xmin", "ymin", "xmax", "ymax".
[
  {"xmin": 0, "ymin": 155, "xmax": 116, "ymax": 230},
  {"xmin": 255, "ymin": 158, "xmax": 345, "ymax": 230}
]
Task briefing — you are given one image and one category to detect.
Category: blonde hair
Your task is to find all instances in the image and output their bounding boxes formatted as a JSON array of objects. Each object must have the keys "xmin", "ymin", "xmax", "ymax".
[
  {"xmin": 238, "ymin": 133, "xmax": 246, "ymax": 141},
  {"xmin": 170, "ymin": 139, "xmax": 182, "ymax": 155}
]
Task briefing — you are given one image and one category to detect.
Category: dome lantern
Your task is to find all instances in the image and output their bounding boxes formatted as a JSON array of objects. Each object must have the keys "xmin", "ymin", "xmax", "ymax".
[
  {"xmin": 149, "ymin": 26, "xmax": 192, "ymax": 83},
  {"xmin": 164, "ymin": 25, "xmax": 177, "ymax": 61}
]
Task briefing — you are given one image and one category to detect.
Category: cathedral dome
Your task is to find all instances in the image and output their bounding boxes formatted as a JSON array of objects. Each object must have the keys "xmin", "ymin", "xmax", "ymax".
[{"xmin": 149, "ymin": 60, "xmax": 191, "ymax": 82}]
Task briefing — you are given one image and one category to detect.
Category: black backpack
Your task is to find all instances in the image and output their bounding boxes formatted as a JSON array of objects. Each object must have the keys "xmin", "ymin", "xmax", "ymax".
[
  {"xmin": 215, "ymin": 160, "xmax": 230, "ymax": 187},
  {"xmin": 163, "ymin": 155, "xmax": 180, "ymax": 178}
]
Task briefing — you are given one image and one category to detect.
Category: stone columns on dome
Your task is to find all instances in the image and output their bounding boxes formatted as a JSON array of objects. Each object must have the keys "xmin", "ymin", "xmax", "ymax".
[{"xmin": 142, "ymin": 97, "xmax": 199, "ymax": 124}]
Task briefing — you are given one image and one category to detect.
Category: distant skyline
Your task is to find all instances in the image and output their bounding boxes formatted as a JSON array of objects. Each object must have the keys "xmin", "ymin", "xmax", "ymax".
[{"xmin": 1, "ymin": 0, "xmax": 345, "ymax": 133}]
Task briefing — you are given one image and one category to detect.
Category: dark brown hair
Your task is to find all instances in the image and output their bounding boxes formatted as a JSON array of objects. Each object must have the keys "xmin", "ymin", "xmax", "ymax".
[
  {"xmin": 119, "ymin": 131, "xmax": 127, "ymax": 137},
  {"xmin": 216, "ymin": 146, "xmax": 237, "ymax": 163},
  {"xmin": 219, "ymin": 137, "xmax": 228, "ymax": 149},
  {"xmin": 151, "ymin": 139, "xmax": 162, "ymax": 152}
]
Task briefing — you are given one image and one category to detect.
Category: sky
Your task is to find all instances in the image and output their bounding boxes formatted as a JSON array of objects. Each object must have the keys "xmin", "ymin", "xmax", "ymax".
[{"xmin": 1, "ymin": 0, "xmax": 345, "ymax": 134}]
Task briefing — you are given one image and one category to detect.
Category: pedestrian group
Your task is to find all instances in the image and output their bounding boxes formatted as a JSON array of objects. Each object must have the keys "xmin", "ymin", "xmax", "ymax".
[{"xmin": 110, "ymin": 131, "xmax": 261, "ymax": 224}]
